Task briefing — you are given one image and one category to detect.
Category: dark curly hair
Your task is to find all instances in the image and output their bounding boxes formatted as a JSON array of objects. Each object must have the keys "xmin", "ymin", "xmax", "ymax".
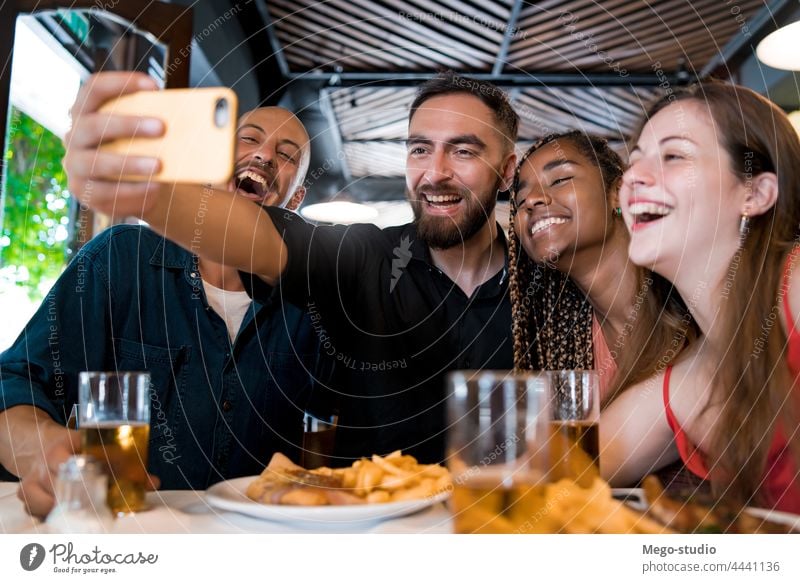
[{"xmin": 508, "ymin": 131, "xmax": 696, "ymax": 404}]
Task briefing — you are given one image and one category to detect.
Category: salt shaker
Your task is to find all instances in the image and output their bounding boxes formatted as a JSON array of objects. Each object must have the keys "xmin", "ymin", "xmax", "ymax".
[{"xmin": 45, "ymin": 455, "xmax": 114, "ymax": 534}]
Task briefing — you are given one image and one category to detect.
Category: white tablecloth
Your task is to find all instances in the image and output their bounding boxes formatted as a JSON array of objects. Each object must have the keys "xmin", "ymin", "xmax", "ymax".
[{"xmin": 0, "ymin": 482, "xmax": 453, "ymax": 534}]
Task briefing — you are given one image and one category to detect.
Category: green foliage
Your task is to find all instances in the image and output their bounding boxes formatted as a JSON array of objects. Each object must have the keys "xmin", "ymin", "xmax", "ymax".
[{"xmin": 2, "ymin": 106, "xmax": 71, "ymax": 300}]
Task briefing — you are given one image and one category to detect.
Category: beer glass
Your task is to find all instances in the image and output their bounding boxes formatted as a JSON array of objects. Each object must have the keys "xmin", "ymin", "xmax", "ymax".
[
  {"xmin": 547, "ymin": 370, "xmax": 600, "ymax": 486},
  {"xmin": 78, "ymin": 371, "xmax": 150, "ymax": 515},
  {"xmin": 301, "ymin": 413, "xmax": 338, "ymax": 469},
  {"xmin": 446, "ymin": 370, "xmax": 551, "ymax": 534}
]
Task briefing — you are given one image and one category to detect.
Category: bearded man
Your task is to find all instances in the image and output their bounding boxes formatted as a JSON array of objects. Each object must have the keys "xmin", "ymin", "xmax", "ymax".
[{"xmin": 62, "ymin": 72, "xmax": 521, "ymax": 464}]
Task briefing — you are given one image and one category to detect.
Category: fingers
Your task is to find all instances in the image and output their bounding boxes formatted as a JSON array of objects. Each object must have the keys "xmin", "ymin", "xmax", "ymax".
[
  {"xmin": 64, "ymin": 150, "xmax": 160, "ymax": 181},
  {"xmin": 64, "ymin": 112, "xmax": 164, "ymax": 150},
  {"xmin": 64, "ymin": 72, "xmax": 164, "ymax": 218},
  {"xmin": 17, "ymin": 472, "xmax": 57, "ymax": 519},
  {"xmin": 70, "ymin": 72, "xmax": 158, "ymax": 119},
  {"xmin": 17, "ymin": 433, "xmax": 77, "ymax": 519},
  {"xmin": 64, "ymin": 430, "xmax": 82, "ymax": 454}
]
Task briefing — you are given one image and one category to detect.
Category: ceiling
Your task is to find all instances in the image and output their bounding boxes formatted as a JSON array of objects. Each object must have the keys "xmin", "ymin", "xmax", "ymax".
[{"xmin": 21, "ymin": 0, "xmax": 800, "ymax": 208}]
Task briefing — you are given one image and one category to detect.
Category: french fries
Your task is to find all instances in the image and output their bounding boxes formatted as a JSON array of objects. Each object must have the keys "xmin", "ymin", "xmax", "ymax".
[
  {"xmin": 544, "ymin": 478, "xmax": 673, "ymax": 534},
  {"xmin": 451, "ymin": 476, "xmax": 674, "ymax": 534},
  {"xmin": 246, "ymin": 451, "xmax": 452, "ymax": 506}
]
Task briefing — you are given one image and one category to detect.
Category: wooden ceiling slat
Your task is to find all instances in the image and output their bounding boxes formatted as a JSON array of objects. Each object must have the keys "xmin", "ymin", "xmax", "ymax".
[
  {"xmin": 590, "ymin": 87, "xmax": 652, "ymax": 124},
  {"xmin": 429, "ymin": 0, "xmax": 512, "ymax": 36},
  {"xmin": 337, "ymin": 0, "xmax": 493, "ymax": 69},
  {"xmin": 332, "ymin": 88, "xmax": 414, "ymax": 141},
  {"xmin": 455, "ymin": 0, "xmax": 514, "ymax": 21},
  {"xmin": 276, "ymin": 33, "xmax": 344, "ymax": 68},
  {"xmin": 274, "ymin": 10, "xmax": 426, "ymax": 70},
  {"xmin": 573, "ymin": 88, "xmax": 642, "ymax": 129},
  {"xmin": 509, "ymin": 0, "xmax": 733, "ymax": 70},
  {"xmin": 274, "ymin": 20, "xmax": 391, "ymax": 69},
  {"xmin": 272, "ymin": 0, "xmax": 487, "ymax": 70},
  {"xmin": 515, "ymin": 91, "xmax": 625, "ymax": 138},
  {"xmin": 508, "ymin": 0, "xmax": 758, "ymax": 71},
  {"xmin": 612, "ymin": 23, "xmax": 746, "ymax": 70},
  {"xmin": 275, "ymin": 0, "xmax": 481, "ymax": 70},
  {"xmin": 394, "ymin": 0, "xmax": 506, "ymax": 47},
  {"xmin": 550, "ymin": 89, "xmax": 630, "ymax": 135},
  {"xmin": 344, "ymin": 0, "xmax": 495, "ymax": 60},
  {"xmin": 271, "ymin": 2, "xmax": 428, "ymax": 70},
  {"xmin": 514, "ymin": 94, "xmax": 609, "ymax": 138},
  {"xmin": 513, "ymin": 0, "xmax": 637, "ymax": 50},
  {"xmin": 345, "ymin": 141, "xmax": 407, "ymax": 177}
]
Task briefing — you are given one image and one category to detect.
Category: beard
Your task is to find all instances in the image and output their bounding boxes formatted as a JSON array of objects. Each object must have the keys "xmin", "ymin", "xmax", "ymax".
[{"xmin": 409, "ymin": 179, "xmax": 501, "ymax": 250}]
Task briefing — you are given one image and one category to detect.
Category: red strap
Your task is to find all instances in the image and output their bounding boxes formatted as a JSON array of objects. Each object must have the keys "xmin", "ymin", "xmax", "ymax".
[
  {"xmin": 662, "ymin": 365, "xmax": 709, "ymax": 479},
  {"xmin": 782, "ymin": 246, "xmax": 800, "ymax": 339}
]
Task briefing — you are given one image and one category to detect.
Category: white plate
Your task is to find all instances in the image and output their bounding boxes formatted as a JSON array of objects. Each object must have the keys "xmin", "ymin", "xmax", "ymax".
[
  {"xmin": 205, "ymin": 476, "xmax": 450, "ymax": 528},
  {"xmin": 745, "ymin": 507, "xmax": 800, "ymax": 531}
]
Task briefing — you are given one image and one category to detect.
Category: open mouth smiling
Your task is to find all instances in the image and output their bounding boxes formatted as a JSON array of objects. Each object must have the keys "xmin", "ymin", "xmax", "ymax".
[
  {"xmin": 234, "ymin": 167, "xmax": 276, "ymax": 200},
  {"xmin": 529, "ymin": 215, "xmax": 569, "ymax": 237},
  {"xmin": 423, "ymin": 192, "xmax": 463, "ymax": 207},
  {"xmin": 628, "ymin": 201, "xmax": 673, "ymax": 226}
]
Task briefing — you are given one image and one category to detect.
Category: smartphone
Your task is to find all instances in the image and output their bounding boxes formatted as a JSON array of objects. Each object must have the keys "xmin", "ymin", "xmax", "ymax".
[{"xmin": 98, "ymin": 87, "xmax": 238, "ymax": 185}]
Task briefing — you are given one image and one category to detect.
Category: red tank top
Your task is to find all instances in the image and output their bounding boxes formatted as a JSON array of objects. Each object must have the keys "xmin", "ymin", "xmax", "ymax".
[{"xmin": 663, "ymin": 248, "xmax": 800, "ymax": 513}]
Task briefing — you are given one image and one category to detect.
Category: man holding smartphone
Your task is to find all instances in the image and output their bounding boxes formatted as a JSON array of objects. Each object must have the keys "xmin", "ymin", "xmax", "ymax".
[
  {"xmin": 60, "ymin": 70, "xmax": 519, "ymax": 468},
  {"xmin": 0, "ymin": 80, "xmax": 325, "ymax": 517}
]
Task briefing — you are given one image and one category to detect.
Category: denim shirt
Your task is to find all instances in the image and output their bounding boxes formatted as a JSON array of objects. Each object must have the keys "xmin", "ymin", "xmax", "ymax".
[{"xmin": 0, "ymin": 225, "xmax": 322, "ymax": 489}]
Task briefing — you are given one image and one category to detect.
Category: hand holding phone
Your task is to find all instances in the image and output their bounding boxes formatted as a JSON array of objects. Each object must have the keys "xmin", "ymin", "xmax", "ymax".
[{"xmin": 98, "ymin": 87, "xmax": 238, "ymax": 185}]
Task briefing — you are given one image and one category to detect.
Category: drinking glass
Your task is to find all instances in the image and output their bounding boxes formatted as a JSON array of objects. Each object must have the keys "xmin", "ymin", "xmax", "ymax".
[
  {"xmin": 78, "ymin": 371, "xmax": 150, "ymax": 515},
  {"xmin": 301, "ymin": 413, "xmax": 338, "ymax": 469},
  {"xmin": 547, "ymin": 370, "xmax": 600, "ymax": 486},
  {"xmin": 446, "ymin": 370, "xmax": 551, "ymax": 534}
]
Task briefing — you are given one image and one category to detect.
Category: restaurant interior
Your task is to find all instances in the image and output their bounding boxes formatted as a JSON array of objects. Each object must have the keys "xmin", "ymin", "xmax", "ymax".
[{"xmin": 1, "ymin": 0, "xmax": 800, "ymax": 536}]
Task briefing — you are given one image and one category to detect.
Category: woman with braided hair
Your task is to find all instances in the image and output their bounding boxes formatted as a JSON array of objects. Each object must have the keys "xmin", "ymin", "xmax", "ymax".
[{"xmin": 509, "ymin": 131, "xmax": 695, "ymax": 406}]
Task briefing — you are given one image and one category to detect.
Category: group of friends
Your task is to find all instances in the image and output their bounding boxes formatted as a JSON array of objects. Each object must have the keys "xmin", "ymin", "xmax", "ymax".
[{"xmin": 1, "ymin": 70, "xmax": 798, "ymax": 518}]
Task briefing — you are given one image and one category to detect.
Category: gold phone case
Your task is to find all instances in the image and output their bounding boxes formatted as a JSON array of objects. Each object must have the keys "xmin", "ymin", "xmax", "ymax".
[{"xmin": 98, "ymin": 87, "xmax": 238, "ymax": 185}]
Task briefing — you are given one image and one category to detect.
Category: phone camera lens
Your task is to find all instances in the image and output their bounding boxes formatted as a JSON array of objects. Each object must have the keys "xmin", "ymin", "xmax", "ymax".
[{"xmin": 214, "ymin": 98, "xmax": 229, "ymax": 128}]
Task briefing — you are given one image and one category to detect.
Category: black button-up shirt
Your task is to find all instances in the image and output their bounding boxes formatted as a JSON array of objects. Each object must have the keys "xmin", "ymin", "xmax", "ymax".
[{"xmin": 247, "ymin": 207, "xmax": 513, "ymax": 464}]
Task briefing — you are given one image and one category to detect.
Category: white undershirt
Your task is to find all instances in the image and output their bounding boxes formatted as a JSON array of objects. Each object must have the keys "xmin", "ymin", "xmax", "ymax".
[{"xmin": 202, "ymin": 280, "xmax": 252, "ymax": 342}]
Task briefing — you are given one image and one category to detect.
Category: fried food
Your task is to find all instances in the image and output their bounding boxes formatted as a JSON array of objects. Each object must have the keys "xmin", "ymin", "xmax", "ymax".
[
  {"xmin": 642, "ymin": 475, "xmax": 797, "ymax": 534},
  {"xmin": 246, "ymin": 451, "xmax": 452, "ymax": 506}
]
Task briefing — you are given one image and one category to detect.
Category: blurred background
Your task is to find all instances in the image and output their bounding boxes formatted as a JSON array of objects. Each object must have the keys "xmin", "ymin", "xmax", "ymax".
[{"xmin": 2, "ymin": 0, "xmax": 799, "ymax": 348}]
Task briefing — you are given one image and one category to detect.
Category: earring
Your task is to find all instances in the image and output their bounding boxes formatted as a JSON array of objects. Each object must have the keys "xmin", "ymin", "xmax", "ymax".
[
  {"xmin": 613, "ymin": 207, "xmax": 622, "ymax": 218},
  {"xmin": 739, "ymin": 212, "xmax": 750, "ymax": 239}
]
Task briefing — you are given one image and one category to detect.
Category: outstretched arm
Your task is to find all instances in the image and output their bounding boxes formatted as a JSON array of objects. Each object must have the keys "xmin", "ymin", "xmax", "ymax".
[
  {"xmin": 600, "ymin": 372, "xmax": 678, "ymax": 487},
  {"xmin": 64, "ymin": 72, "xmax": 287, "ymax": 284}
]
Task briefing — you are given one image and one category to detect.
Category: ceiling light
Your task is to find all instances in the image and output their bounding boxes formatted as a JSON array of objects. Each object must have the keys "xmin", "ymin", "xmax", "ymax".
[
  {"xmin": 756, "ymin": 20, "xmax": 800, "ymax": 70},
  {"xmin": 300, "ymin": 201, "xmax": 379, "ymax": 224}
]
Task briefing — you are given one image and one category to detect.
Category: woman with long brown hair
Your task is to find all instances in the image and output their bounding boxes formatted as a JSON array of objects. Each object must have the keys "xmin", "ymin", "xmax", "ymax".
[
  {"xmin": 605, "ymin": 82, "xmax": 800, "ymax": 511},
  {"xmin": 508, "ymin": 131, "xmax": 694, "ymax": 405}
]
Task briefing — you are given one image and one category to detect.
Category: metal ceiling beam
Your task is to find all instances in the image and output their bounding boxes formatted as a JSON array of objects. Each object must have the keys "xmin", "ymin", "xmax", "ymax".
[
  {"xmin": 288, "ymin": 71, "xmax": 678, "ymax": 87},
  {"xmin": 492, "ymin": 0, "xmax": 524, "ymax": 77},
  {"xmin": 700, "ymin": 0, "xmax": 797, "ymax": 79},
  {"xmin": 253, "ymin": 0, "xmax": 290, "ymax": 77}
]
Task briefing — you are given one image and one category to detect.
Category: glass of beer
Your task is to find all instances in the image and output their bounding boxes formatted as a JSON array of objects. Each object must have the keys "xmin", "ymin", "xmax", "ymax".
[
  {"xmin": 78, "ymin": 371, "xmax": 150, "ymax": 515},
  {"xmin": 547, "ymin": 370, "xmax": 600, "ymax": 487},
  {"xmin": 301, "ymin": 413, "xmax": 338, "ymax": 469},
  {"xmin": 446, "ymin": 370, "xmax": 552, "ymax": 534}
]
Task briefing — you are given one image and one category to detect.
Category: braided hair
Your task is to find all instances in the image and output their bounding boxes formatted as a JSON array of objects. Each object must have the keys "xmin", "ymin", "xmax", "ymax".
[{"xmin": 508, "ymin": 131, "xmax": 624, "ymax": 373}]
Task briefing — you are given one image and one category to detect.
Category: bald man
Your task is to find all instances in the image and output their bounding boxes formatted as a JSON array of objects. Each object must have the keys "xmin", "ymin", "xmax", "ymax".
[{"xmin": 0, "ymin": 101, "xmax": 322, "ymax": 517}]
